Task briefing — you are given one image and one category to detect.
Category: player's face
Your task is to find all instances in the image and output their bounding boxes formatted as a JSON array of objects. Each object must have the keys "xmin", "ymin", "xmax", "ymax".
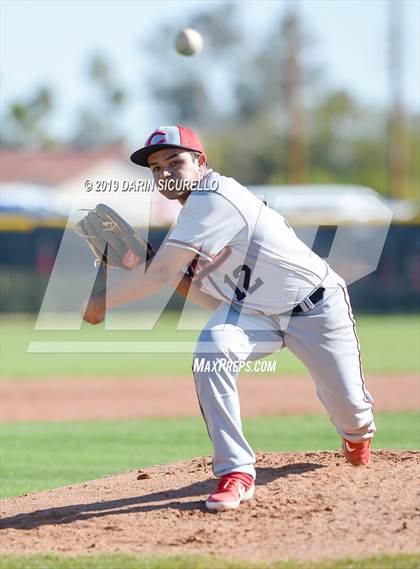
[{"xmin": 148, "ymin": 148, "xmax": 205, "ymax": 203}]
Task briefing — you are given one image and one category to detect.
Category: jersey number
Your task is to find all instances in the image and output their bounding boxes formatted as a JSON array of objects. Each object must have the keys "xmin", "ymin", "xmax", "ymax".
[{"xmin": 224, "ymin": 264, "xmax": 264, "ymax": 302}]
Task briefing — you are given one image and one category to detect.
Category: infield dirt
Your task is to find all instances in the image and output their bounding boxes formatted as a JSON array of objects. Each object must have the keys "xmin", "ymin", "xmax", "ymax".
[
  {"xmin": 1, "ymin": 451, "xmax": 419, "ymax": 562},
  {"xmin": 2, "ymin": 373, "xmax": 418, "ymax": 422}
]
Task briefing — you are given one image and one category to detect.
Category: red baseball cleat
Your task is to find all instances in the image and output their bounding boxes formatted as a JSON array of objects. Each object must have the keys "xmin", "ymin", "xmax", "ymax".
[
  {"xmin": 205, "ymin": 472, "xmax": 255, "ymax": 512},
  {"xmin": 342, "ymin": 438, "xmax": 371, "ymax": 466}
]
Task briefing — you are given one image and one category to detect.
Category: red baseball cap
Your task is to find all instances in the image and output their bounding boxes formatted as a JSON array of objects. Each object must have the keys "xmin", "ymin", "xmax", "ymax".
[{"xmin": 130, "ymin": 125, "xmax": 204, "ymax": 167}]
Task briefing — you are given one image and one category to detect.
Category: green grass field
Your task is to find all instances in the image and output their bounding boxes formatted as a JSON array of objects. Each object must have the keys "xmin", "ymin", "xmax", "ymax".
[
  {"xmin": 1, "ymin": 313, "xmax": 419, "ymax": 378},
  {"xmin": 1, "ymin": 412, "xmax": 418, "ymax": 499},
  {"xmin": 0, "ymin": 553, "xmax": 419, "ymax": 569},
  {"xmin": 1, "ymin": 314, "xmax": 418, "ymax": 568}
]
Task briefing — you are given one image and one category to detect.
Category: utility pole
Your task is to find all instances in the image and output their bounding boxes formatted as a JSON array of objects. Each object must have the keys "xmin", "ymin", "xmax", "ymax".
[
  {"xmin": 388, "ymin": 0, "xmax": 407, "ymax": 199},
  {"xmin": 285, "ymin": 5, "xmax": 308, "ymax": 184}
]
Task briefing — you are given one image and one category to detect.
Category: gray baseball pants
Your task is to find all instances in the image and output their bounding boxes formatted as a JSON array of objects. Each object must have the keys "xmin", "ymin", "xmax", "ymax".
[{"xmin": 192, "ymin": 273, "xmax": 375, "ymax": 479}]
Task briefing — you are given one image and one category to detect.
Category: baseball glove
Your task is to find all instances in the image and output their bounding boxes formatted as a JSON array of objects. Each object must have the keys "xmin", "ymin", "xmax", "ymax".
[{"xmin": 75, "ymin": 203, "xmax": 155, "ymax": 269}]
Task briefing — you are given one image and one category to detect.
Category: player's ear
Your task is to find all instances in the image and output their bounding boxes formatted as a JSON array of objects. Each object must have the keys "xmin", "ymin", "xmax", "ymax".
[{"xmin": 198, "ymin": 153, "xmax": 207, "ymax": 168}]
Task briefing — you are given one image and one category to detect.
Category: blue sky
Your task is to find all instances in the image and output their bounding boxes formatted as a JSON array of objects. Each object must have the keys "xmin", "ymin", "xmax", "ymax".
[{"xmin": 1, "ymin": 0, "xmax": 419, "ymax": 144}]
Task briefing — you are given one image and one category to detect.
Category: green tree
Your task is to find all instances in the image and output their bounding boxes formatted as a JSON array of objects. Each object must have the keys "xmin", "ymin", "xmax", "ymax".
[
  {"xmin": 309, "ymin": 91, "xmax": 390, "ymax": 194},
  {"xmin": 71, "ymin": 53, "xmax": 127, "ymax": 147},
  {"xmin": 1, "ymin": 86, "xmax": 55, "ymax": 148}
]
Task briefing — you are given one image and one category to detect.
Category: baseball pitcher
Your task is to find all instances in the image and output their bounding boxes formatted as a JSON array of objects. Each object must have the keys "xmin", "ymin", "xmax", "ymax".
[{"xmin": 81, "ymin": 125, "xmax": 375, "ymax": 512}]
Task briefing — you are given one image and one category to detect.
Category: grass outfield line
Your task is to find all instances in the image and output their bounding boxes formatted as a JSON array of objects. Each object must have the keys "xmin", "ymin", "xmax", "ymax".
[
  {"xmin": 1, "ymin": 314, "xmax": 419, "ymax": 378},
  {"xmin": 1, "ymin": 412, "xmax": 418, "ymax": 499},
  {"xmin": 0, "ymin": 553, "xmax": 419, "ymax": 569}
]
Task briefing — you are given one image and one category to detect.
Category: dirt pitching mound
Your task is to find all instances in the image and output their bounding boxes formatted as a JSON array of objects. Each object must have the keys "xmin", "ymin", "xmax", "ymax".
[{"xmin": 1, "ymin": 451, "xmax": 419, "ymax": 562}]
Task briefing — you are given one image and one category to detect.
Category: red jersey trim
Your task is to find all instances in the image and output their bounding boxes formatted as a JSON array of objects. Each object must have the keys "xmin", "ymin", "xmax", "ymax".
[{"xmin": 166, "ymin": 239, "xmax": 215, "ymax": 260}]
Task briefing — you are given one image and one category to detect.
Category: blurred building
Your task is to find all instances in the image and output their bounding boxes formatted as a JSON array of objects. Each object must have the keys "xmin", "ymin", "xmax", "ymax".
[{"xmin": 0, "ymin": 147, "xmax": 180, "ymax": 228}]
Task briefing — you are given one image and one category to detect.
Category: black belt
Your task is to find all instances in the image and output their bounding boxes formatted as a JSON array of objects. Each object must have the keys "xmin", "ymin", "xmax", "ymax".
[{"xmin": 292, "ymin": 287, "xmax": 325, "ymax": 315}]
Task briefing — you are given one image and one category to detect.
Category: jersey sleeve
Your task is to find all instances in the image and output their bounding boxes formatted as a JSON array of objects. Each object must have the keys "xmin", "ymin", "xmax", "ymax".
[{"xmin": 165, "ymin": 191, "xmax": 246, "ymax": 261}]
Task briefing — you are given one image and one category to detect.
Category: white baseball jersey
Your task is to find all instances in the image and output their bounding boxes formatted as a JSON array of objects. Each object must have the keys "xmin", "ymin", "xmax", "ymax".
[
  {"xmin": 164, "ymin": 170, "xmax": 375, "ymax": 482},
  {"xmin": 166, "ymin": 170, "xmax": 328, "ymax": 314}
]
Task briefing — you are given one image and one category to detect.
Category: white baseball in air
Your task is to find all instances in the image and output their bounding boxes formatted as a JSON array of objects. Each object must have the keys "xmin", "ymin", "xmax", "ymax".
[{"xmin": 175, "ymin": 28, "xmax": 203, "ymax": 56}]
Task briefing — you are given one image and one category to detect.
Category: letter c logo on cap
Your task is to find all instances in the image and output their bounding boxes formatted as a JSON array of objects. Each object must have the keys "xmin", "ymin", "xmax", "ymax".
[{"xmin": 146, "ymin": 130, "xmax": 167, "ymax": 146}]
